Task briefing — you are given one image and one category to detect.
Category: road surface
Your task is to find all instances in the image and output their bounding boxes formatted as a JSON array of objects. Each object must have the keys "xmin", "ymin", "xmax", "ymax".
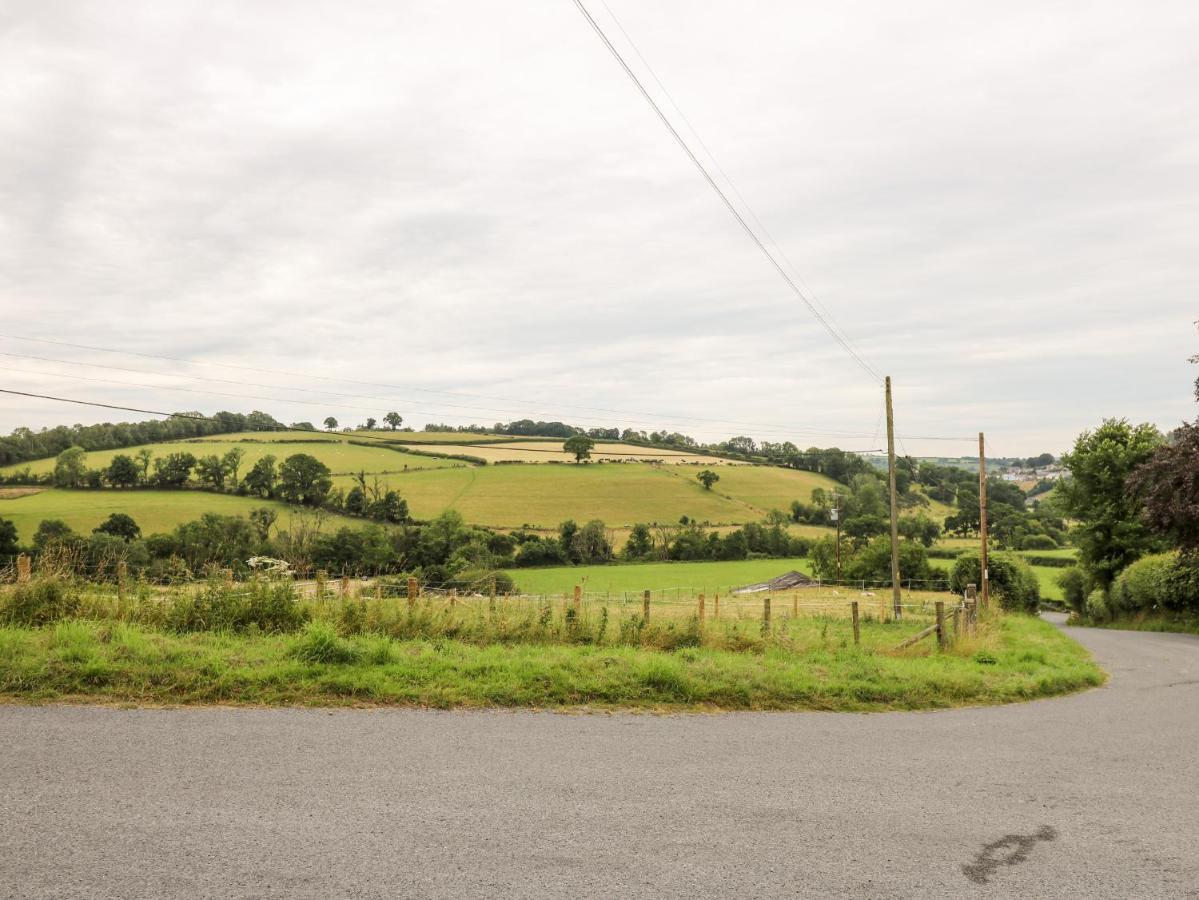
[{"xmin": 1, "ymin": 616, "xmax": 1196, "ymax": 898}]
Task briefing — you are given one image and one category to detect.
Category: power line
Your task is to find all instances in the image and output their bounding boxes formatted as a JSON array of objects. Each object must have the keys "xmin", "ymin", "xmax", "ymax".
[
  {"xmin": 0, "ymin": 388, "xmax": 884, "ymax": 456},
  {"xmin": 0, "ymin": 332, "xmax": 882, "ymax": 438},
  {"xmin": 594, "ymin": 0, "xmax": 876, "ymax": 374},
  {"xmin": 0, "ymin": 360, "xmax": 894, "ymax": 440},
  {"xmin": 569, "ymin": 0, "xmax": 883, "ymax": 383}
]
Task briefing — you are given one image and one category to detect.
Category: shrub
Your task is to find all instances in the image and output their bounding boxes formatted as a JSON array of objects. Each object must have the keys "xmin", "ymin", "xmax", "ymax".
[
  {"xmin": 950, "ymin": 551, "xmax": 1040, "ymax": 613},
  {"xmin": 1085, "ymin": 588, "xmax": 1109, "ymax": 622},
  {"xmin": 827, "ymin": 536, "xmax": 933, "ymax": 584},
  {"xmin": 1021, "ymin": 534, "xmax": 1058, "ymax": 551},
  {"xmin": 0, "ymin": 577, "xmax": 80, "ymax": 626},
  {"xmin": 1112, "ymin": 552, "xmax": 1199, "ymax": 615},
  {"xmin": 1056, "ymin": 566, "xmax": 1088, "ymax": 616},
  {"xmin": 1111, "ymin": 553, "xmax": 1174, "ymax": 615}
]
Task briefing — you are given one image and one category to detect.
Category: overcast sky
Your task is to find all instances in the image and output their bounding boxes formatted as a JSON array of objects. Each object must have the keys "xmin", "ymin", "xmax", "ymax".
[{"xmin": 1, "ymin": 0, "xmax": 1196, "ymax": 456}]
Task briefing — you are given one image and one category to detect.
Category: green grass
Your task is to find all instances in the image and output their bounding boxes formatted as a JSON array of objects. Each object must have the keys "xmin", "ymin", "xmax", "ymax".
[
  {"xmin": 1, "ymin": 434, "xmax": 461, "ymax": 478},
  {"xmin": 0, "ymin": 488, "xmax": 361, "ymax": 542},
  {"xmin": 1016, "ymin": 548, "xmax": 1079, "ymax": 560},
  {"xmin": 1074, "ymin": 614, "xmax": 1199, "ymax": 636},
  {"xmin": 386, "ymin": 463, "xmax": 844, "ymax": 529},
  {"xmin": 0, "ymin": 612, "xmax": 1103, "ymax": 711},
  {"xmin": 507, "ymin": 557, "xmax": 819, "ymax": 596}
]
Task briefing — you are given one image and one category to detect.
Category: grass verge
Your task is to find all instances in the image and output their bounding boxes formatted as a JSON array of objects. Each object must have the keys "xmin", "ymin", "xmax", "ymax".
[{"xmin": 0, "ymin": 614, "xmax": 1103, "ymax": 711}]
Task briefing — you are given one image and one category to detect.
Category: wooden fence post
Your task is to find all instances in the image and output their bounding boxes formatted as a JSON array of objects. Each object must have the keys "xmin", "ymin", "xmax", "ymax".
[
  {"xmin": 316, "ymin": 570, "xmax": 327, "ymax": 599},
  {"xmin": 407, "ymin": 577, "xmax": 418, "ymax": 610},
  {"xmin": 851, "ymin": 601, "xmax": 860, "ymax": 646},
  {"xmin": 340, "ymin": 575, "xmax": 350, "ymax": 598},
  {"xmin": 697, "ymin": 592, "xmax": 705, "ymax": 625},
  {"xmin": 573, "ymin": 584, "xmax": 582, "ymax": 614},
  {"xmin": 763, "ymin": 595, "xmax": 771, "ymax": 628},
  {"xmin": 490, "ymin": 577, "xmax": 497, "ymax": 613},
  {"xmin": 375, "ymin": 582, "xmax": 383, "ymax": 601},
  {"xmin": 952, "ymin": 604, "xmax": 962, "ymax": 641},
  {"xmin": 642, "ymin": 589, "xmax": 651, "ymax": 621},
  {"xmin": 16, "ymin": 553, "xmax": 31, "ymax": 583},
  {"xmin": 117, "ymin": 560, "xmax": 128, "ymax": 601},
  {"xmin": 935, "ymin": 601, "xmax": 946, "ymax": 650},
  {"xmin": 792, "ymin": 591, "xmax": 798, "ymax": 618},
  {"xmin": 713, "ymin": 592, "xmax": 720, "ymax": 619}
]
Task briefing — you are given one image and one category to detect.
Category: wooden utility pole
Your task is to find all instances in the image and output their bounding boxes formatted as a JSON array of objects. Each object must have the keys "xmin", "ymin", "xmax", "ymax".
[
  {"xmin": 832, "ymin": 506, "xmax": 842, "ymax": 580},
  {"xmin": 885, "ymin": 376, "xmax": 902, "ymax": 620},
  {"xmin": 978, "ymin": 432, "xmax": 991, "ymax": 610}
]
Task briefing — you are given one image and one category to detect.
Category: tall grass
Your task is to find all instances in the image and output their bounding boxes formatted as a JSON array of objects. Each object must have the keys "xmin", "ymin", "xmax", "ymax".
[{"xmin": 0, "ymin": 574, "xmax": 982, "ymax": 656}]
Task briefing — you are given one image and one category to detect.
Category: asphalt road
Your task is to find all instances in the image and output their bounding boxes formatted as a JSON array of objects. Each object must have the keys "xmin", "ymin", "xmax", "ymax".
[{"xmin": 1, "ymin": 616, "xmax": 1196, "ymax": 899}]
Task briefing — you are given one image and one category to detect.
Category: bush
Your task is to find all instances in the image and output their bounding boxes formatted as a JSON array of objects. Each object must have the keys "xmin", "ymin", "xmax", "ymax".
[
  {"xmin": 1057, "ymin": 566, "xmax": 1088, "ymax": 616},
  {"xmin": 0, "ymin": 577, "xmax": 80, "ymax": 626},
  {"xmin": 1111, "ymin": 552, "xmax": 1199, "ymax": 615},
  {"xmin": 1020, "ymin": 534, "xmax": 1058, "ymax": 551},
  {"xmin": 1085, "ymin": 588, "xmax": 1109, "ymax": 621},
  {"xmin": 950, "ymin": 551, "xmax": 1040, "ymax": 613}
]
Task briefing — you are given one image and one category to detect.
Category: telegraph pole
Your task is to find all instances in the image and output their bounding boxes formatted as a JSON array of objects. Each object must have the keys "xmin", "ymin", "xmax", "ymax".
[
  {"xmin": 978, "ymin": 432, "xmax": 991, "ymax": 609},
  {"xmin": 831, "ymin": 506, "xmax": 841, "ymax": 580},
  {"xmin": 885, "ymin": 376, "xmax": 902, "ymax": 620}
]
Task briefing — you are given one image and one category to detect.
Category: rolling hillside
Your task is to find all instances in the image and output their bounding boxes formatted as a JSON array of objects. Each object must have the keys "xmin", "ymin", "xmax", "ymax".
[{"xmin": 0, "ymin": 430, "xmax": 910, "ymax": 539}]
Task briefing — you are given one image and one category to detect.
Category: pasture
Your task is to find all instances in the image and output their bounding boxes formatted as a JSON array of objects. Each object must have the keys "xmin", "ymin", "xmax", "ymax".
[
  {"xmin": 363, "ymin": 463, "xmax": 843, "ymax": 528},
  {"xmin": 506, "ymin": 557, "xmax": 817, "ymax": 596},
  {"xmin": 0, "ymin": 488, "xmax": 359, "ymax": 542},
  {"xmin": 0, "ymin": 435, "xmax": 462, "ymax": 479}
]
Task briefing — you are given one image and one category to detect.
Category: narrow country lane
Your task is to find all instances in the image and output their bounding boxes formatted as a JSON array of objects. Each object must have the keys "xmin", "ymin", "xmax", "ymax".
[{"xmin": 1, "ymin": 615, "xmax": 1196, "ymax": 899}]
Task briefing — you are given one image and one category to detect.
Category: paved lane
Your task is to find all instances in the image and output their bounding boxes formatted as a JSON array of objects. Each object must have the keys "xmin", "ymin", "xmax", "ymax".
[{"xmin": 1, "ymin": 616, "xmax": 1196, "ymax": 898}]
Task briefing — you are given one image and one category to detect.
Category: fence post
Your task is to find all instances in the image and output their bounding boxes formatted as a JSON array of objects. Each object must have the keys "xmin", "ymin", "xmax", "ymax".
[
  {"xmin": 340, "ymin": 575, "xmax": 349, "ymax": 598},
  {"xmin": 713, "ymin": 593, "xmax": 720, "ymax": 619},
  {"xmin": 407, "ymin": 577, "xmax": 418, "ymax": 610},
  {"xmin": 935, "ymin": 601, "xmax": 947, "ymax": 650},
  {"xmin": 449, "ymin": 589, "xmax": 458, "ymax": 607},
  {"xmin": 851, "ymin": 601, "xmax": 860, "ymax": 646},
  {"xmin": 952, "ymin": 604, "xmax": 962, "ymax": 642},
  {"xmin": 792, "ymin": 591, "xmax": 798, "ymax": 618},
  {"xmin": 573, "ymin": 584, "xmax": 582, "ymax": 614},
  {"xmin": 642, "ymin": 589, "xmax": 651, "ymax": 621},
  {"xmin": 117, "ymin": 560, "xmax": 128, "ymax": 600},
  {"xmin": 375, "ymin": 582, "xmax": 383, "ymax": 601},
  {"xmin": 697, "ymin": 592, "xmax": 705, "ymax": 625},
  {"xmin": 490, "ymin": 577, "xmax": 497, "ymax": 613},
  {"xmin": 16, "ymin": 553, "xmax": 31, "ymax": 583},
  {"xmin": 763, "ymin": 595, "xmax": 771, "ymax": 628},
  {"xmin": 316, "ymin": 570, "xmax": 327, "ymax": 600}
]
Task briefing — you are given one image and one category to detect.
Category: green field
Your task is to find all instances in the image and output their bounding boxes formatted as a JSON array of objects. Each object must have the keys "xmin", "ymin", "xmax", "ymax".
[
  {"xmin": 1, "ymin": 435, "xmax": 463, "ymax": 478},
  {"xmin": 367, "ymin": 463, "xmax": 842, "ymax": 528},
  {"xmin": 506, "ymin": 557, "xmax": 818, "ymax": 595},
  {"xmin": 0, "ymin": 488, "xmax": 359, "ymax": 542}
]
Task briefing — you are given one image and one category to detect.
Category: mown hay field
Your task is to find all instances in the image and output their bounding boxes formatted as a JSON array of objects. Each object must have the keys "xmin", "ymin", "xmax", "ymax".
[{"xmin": 404, "ymin": 441, "xmax": 744, "ymax": 465}]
